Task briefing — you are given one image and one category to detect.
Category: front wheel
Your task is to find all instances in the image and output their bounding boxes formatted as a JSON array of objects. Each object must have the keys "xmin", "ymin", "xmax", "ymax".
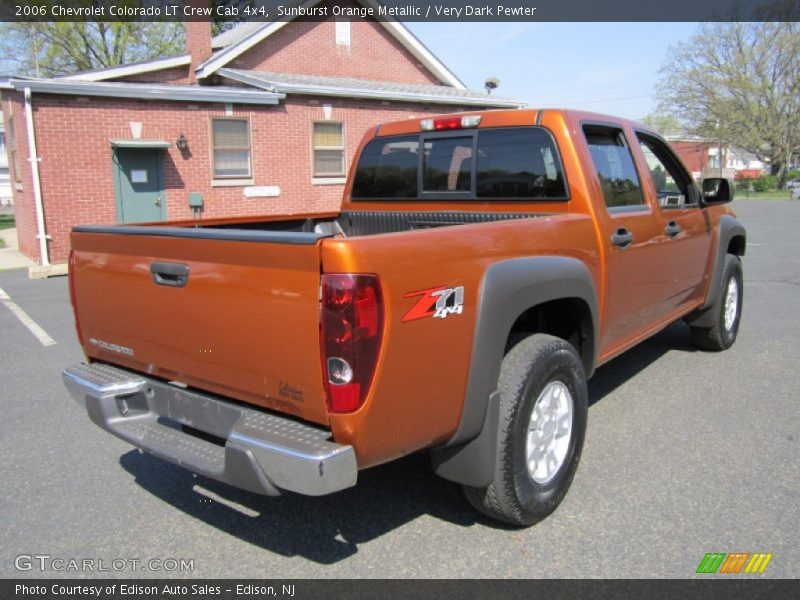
[
  {"xmin": 690, "ymin": 254, "xmax": 743, "ymax": 351},
  {"xmin": 464, "ymin": 334, "xmax": 588, "ymax": 526}
]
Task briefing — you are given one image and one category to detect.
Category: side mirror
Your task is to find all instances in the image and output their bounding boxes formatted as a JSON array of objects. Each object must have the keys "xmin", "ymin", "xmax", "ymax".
[{"xmin": 701, "ymin": 177, "xmax": 734, "ymax": 205}]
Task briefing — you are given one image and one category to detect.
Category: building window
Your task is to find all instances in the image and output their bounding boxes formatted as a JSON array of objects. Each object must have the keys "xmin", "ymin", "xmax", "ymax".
[
  {"xmin": 335, "ymin": 20, "xmax": 350, "ymax": 46},
  {"xmin": 211, "ymin": 118, "xmax": 251, "ymax": 179},
  {"xmin": 313, "ymin": 122, "xmax": 345, "ymax": 177},
  {"xmin": 6, "ymin": 117, "xmax": 20, "ymax": 182}
]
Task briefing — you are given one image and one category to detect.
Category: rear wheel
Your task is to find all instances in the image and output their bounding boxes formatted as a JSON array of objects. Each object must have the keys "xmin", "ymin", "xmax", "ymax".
[
  {"xmin": 690, "ymin": 254, "xmax": 743, "ymax": 351},
  {"xmin": 464, "ymin": 334, "xmax": 588, "ymax": 526}
]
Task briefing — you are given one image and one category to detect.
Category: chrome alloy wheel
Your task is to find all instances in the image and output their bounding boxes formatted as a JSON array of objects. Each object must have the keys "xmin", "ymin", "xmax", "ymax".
[
  {"xmin": 724, "ymin": 277, "xmax": 739, "ymax": 332},
  {"xmin": 526, "ymin": 381, "xmax": 574, "ymax": 484}
]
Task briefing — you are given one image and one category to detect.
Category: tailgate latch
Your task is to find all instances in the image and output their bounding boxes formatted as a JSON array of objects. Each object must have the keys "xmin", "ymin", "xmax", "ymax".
[{"xmin": 150, "ymin": 261, "xmax": 189, "ymax": 288}]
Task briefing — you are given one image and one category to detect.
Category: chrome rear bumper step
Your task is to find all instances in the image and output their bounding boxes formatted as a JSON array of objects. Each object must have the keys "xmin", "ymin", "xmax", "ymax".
[{"xmin": 63, "ymin": 363, "xmax": 357, "ymax": 496}]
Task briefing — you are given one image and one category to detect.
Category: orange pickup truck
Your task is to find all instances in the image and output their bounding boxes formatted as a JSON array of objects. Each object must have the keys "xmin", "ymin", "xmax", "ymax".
[{"xmin": 63, "ymin": 109, "xmax": 745, "ymax": 526}]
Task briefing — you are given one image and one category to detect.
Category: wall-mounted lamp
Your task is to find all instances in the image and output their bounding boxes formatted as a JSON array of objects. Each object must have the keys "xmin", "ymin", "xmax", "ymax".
[{"xmin": 176, "ymin": 133, "xmax": 188, "ymax": 150}]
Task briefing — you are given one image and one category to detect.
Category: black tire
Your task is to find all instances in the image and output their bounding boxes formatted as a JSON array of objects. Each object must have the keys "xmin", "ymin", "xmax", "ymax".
[
  {"xmin": 463, "ymin": 334, "xmax": 588, "ymax": 526},
  {"xmin": 689, "ymin": 254, "xmax": 743, "ymax": 351}
]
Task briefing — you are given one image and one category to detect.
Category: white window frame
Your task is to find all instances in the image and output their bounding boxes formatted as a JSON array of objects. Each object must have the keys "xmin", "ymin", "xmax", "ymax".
[
  {"xmin": 312, "ymin": 121, "xmax": 346, "ymax": 178},
  {"xmin": 210, "ymin": 116, "xmax": 253, "ymax": 184},
  {"xmin": 6, "ymin": 117, "xmax": 21, "ymax": 183}
]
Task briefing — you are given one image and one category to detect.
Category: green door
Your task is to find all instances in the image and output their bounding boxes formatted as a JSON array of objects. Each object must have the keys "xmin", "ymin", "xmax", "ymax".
[{"xmin": 113, "ymin": 148, "xmax": 166, "ymax": 223}]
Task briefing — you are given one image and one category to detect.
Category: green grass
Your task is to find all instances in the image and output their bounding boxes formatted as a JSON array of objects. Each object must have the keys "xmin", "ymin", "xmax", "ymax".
[
  {"xmin": 0, "ymin": 214, "xmax": 13, "ymax": 248},
  {"xmin": 734, "ymin": 189, "xmax": 795, "ymax": 200},
  {"xmin": 0, "ymin": 214, "xmax": 15, "ymax": 230}
]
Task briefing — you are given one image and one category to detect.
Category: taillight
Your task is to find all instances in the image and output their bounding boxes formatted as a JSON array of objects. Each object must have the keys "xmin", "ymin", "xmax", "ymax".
[
  {"xmin": 321, "ymin": 274, "xmax": 384, "ymax": 413},
  {"xmin": 420, "ymin": 115, "xmax": 482, "ymax": 131},
  {"xmin": 68, "ymin": 250, "xmax": 84, "ymax": 346}
]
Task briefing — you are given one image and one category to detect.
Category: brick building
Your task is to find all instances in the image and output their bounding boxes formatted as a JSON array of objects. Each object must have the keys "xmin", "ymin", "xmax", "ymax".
[
  {"xmin": 0, "ymin": 1, "xmax": 518, "ymax": 271},
  {"xmin": 666, "ymin": 136, "xmax": 716, "ymax": 179},
  {"xmin": 667, "ymin": 135, "xmax": 766, "ymax": 181}
]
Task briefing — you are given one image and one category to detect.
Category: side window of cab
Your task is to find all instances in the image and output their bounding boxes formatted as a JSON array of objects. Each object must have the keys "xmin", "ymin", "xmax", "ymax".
[
  {"xmin": 636, "ymin": 133, "xmax": 696, "ymax": 208},
  {"xmin": 582, "ymin": 124, "xmax": 645, "ymax": 210}
]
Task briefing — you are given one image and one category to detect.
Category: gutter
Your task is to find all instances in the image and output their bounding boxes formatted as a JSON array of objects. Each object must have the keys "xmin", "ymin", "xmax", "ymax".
[
  {"xmin": 273, "ymin": 85, "xmax": 523, "ymax": 108},
  {"xmin": 9, "ymin": 79, "xmax": 284, "ymax": 105},
  {"xmin": 24, "ymin": 87, "xmax": 50, "ymax": 267}
]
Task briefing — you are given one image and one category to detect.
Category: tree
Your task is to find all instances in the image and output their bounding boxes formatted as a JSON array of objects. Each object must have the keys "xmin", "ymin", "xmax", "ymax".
[
  {"xmin": 0, "ymin": 22, "xmax": 185, "ymax": 78},
  {"xmin": 213, "ymin": 0, "xmax": 258, "ymax": 36},
  {"xmin": 640, "ymin": 113, "xmax": 682, "ymax": 137},
  {"xmin": 656, "ymin": 21, "xmax": 800, "ymax": 185}
]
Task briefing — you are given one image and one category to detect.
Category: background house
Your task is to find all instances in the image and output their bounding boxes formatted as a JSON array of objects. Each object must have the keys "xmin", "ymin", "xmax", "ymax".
[
  {"xmin": 0, "ymin": 1, "xmax": 518, "ymax": 272},
  {"xmin": 666, "ymin": 135, "xmax": 719, "ymax": 180},
  {"xmin": 667, "ymin": 134, "xmax": 767, "ymax": 181},
  {"xmin": 708, "ymin": 146, "xmax": 767, "ymax": 180}
]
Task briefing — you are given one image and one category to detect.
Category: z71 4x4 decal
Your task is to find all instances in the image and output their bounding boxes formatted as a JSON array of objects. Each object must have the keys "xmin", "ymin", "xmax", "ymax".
[{"xmin": 402, "ymin": 285, "xmax": 465, "ymax": 322}]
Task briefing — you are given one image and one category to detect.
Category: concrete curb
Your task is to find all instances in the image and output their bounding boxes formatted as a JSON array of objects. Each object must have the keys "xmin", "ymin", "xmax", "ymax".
[{"xmin": 29, "ymin": 264, "xmax": 69, "ymax": 279}]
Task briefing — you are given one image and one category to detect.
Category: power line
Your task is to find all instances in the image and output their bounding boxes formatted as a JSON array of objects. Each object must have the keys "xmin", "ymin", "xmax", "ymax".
[{"xmin": 558, "ymin": 94, "xmax": 655, "ymax": 105}]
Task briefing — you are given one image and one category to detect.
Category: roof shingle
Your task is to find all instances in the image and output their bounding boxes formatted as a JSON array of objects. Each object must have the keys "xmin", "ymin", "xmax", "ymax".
[{"xmin": 220, "ymin": 69, "xmax": 522, "ymax": 107}]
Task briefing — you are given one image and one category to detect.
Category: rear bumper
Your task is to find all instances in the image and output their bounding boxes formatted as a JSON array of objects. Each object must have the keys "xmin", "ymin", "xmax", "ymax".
[{"xmin": 62, "ymin": 363, "xmax": 357, "ymax": 496}]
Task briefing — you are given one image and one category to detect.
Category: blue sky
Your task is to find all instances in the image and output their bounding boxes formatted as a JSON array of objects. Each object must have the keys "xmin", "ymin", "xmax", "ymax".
[{"xmin": 406, "ymin": 22, "xmax": 700, "ymax": 120}]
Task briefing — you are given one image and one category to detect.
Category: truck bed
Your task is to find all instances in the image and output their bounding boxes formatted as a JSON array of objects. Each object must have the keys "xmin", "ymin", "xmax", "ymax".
[{"xmin": 69, "ymin": 210, "xmax": 556, "ymax": 429}]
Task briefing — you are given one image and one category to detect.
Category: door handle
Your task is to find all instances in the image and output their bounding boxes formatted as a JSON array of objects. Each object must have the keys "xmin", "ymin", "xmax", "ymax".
[
  {"xmin": 154, "ymin": 196, "xmax": 161, "ymax": 207},
  {"xmin": 150, "ymin": 262, "xmax": 189, "ymax": 288},
  {"xmin": 665, "ymin": 220, "xmax": 681, "ymax": 238},
  {"xmin": 611, "ymin": 227, "xmax": 633, "ymax": 249}
]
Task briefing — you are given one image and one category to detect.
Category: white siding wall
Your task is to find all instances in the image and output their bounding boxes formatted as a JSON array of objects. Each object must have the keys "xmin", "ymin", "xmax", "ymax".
[{"xmin": 0, "ymin": 129, "xmax": 11, "ymax": 206}]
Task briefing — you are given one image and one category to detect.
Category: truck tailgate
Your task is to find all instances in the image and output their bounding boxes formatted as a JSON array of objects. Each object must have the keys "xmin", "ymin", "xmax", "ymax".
[{"xmin": 70, "ymin": 227, "xmax": 329, "ymax": 425}]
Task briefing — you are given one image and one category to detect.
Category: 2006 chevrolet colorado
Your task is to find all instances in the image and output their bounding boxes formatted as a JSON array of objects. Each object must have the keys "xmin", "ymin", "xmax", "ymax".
[{"xmin": 63, "ymin": 109, "xmax": 745, "ymax": 526}]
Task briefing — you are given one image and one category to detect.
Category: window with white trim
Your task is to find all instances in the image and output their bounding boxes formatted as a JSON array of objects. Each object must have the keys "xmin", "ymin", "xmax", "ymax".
[
  {"xmin": 313, "ymin": 122, "xmax": 345, "ymax": 177},
  {"xmin": 6, "ymin": 117, "xmax": 20, "ymax": 182},
  {"xmin": 211, "ymin": 118, "xmax": 251, "ymax": 179}
]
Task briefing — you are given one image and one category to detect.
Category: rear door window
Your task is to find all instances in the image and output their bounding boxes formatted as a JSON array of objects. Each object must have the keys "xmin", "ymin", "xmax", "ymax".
[{"xmin": 583, "ymin": 125, "xmax": 645, "ymax": 209}]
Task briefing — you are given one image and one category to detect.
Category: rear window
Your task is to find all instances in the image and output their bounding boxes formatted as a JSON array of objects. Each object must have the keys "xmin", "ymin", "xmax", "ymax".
[
  {"xmin": 423, "ymin": 136, "xmax": 473, "ymax": 193},
  {"xmin": 350, "ymin": 135, "xmax": 418, "ymax": 198},
  {"xmin": 351, "ymin": 127, "xmax": 567, "ymax": 200},
  {"xmin": 476, "ymin": 129, "xmax": 566, "ymax": 199}
]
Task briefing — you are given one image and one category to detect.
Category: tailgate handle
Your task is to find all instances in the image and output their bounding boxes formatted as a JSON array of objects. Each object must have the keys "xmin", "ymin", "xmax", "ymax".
[{"xmin": 150, "ymin": 262, "xmax": 189, "ymax": 288}]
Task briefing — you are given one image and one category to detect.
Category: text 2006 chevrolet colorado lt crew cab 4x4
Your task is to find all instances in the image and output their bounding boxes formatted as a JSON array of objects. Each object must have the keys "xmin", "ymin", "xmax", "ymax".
[{"xmin": 63, "ymin": 109, "xmax": 745, "ymax": 526}]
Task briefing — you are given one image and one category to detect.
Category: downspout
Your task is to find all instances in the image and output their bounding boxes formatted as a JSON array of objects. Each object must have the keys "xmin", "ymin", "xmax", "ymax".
[{"xmin": 24, "ymin": 87, "xmax": 50, "ymax": 267}]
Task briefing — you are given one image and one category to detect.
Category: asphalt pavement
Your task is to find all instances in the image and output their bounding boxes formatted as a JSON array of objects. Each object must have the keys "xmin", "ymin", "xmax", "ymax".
[{"xmin": 0, "ymin": 199, "xmax": 797, "ymax": 579}]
